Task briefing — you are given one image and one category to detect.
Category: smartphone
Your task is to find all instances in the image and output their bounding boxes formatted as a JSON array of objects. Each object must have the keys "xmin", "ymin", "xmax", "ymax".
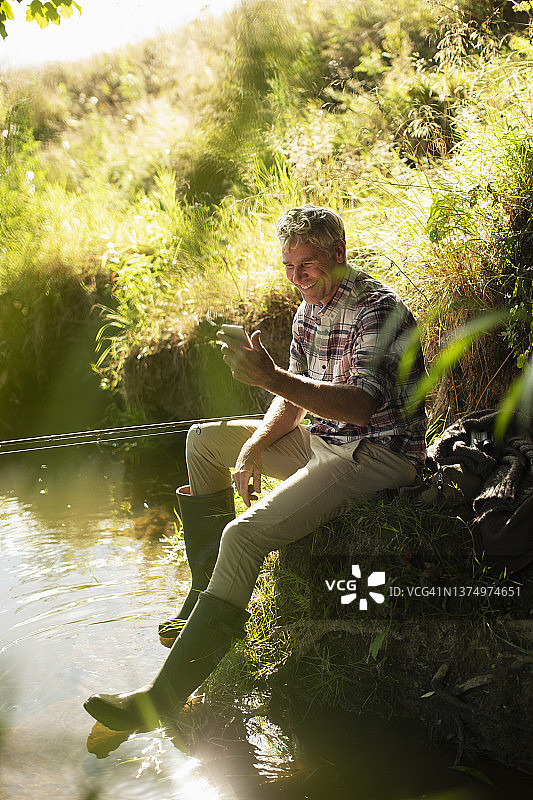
[{"xmin": 220, "ymin": 324, "xmax": 251, "ymax": 346}]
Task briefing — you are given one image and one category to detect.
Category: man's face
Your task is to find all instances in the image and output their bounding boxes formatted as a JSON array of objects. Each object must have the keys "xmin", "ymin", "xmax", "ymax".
[{"xmin": 282, "ymin": 239, "xmax": 346, "ymax": 306}]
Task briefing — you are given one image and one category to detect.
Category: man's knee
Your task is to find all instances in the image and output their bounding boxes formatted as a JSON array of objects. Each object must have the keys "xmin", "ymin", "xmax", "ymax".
[
  {"xmin": 219, "ymin": 517, "xmax": 266, "ymax": 562},
  {"xmin": 185, "ymin": 422, "xmax": 221, "ymax": 464},
  {"xmin": 186, "ymin": 420, "xmax": 256, "ymax": 470}
]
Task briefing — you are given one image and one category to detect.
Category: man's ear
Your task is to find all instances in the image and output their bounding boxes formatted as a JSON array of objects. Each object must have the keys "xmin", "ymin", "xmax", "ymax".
[{"xmin": 334, "ymin": 240, "xmax": 346, "ymax": 263}]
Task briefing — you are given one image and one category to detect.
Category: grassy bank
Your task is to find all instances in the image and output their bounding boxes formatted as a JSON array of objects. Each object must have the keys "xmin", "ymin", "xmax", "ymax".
[{"xmin": 197, "ymin": 491, "xmax": 533, "ymax": 773}]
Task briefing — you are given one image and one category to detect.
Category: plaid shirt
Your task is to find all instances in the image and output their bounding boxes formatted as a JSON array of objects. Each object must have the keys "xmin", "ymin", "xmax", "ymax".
[{"xmin": 289, "ymin": 264, "xmax": 427, "ymax": 466}]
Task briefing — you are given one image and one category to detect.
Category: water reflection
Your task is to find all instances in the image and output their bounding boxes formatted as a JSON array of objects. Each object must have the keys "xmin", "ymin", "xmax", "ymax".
[
  {"xmin": 84, "ymin": 726, "xmax": 222, "ymax": 800},
  {"xmin": 0, "ymin": 450, "xmax": 186, "ymax": 799},
  {"xmin": 0, "ymin": 450, "xmax": 531, "ymax": 799}
]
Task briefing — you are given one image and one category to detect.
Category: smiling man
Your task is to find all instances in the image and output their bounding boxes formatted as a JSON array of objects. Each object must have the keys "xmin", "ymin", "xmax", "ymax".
[{"xmin": 84, "ymin": 205, "xmax": 427, "ymax": 732}]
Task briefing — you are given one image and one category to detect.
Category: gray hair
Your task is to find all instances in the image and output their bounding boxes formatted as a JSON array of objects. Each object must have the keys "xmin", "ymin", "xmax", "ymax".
[{"xmin": 276, "ymin": 205, "xmax": 345, "ymax": 255}]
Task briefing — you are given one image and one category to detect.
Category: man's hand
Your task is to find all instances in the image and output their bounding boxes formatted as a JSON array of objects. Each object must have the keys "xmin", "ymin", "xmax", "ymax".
[
  {"xmin": 217, "ymin": 329, "xmax": 277, "ymax": 390},
  {"xmin": 232, "ymin": 440, "xmax": 262, "ymax": 507}
]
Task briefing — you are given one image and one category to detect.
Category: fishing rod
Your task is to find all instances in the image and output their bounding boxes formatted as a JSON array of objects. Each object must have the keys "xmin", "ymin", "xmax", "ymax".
[{"xmin": 0, "ymin": 414, "xmax": 265, "ymax": 456}]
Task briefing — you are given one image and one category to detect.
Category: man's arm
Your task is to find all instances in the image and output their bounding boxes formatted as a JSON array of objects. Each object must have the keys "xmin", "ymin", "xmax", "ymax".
[
  {"xmin": 267, "ymin": 370, "xmax": 376, "ymax": 427},
  {"xmin": 219, "ymin": 330, "xmax": 377, "ymax": 429},
  {"xmin": 232, "ymin": 395, "xmax": 306, "ymax": 507}
]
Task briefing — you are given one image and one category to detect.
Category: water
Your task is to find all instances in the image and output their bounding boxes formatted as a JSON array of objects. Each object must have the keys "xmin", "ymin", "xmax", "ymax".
[{"xmin": 0, "ymin": 449, "xmax": 531, "ymax": 800}]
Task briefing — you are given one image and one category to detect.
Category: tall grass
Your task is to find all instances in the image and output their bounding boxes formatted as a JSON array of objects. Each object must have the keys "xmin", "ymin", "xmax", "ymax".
[{"xmin": 1, "ymin": 0, "xmax": 532, "ymax": 424}]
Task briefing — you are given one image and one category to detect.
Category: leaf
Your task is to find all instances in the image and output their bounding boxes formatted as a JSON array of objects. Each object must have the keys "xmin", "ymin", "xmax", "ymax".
[
  {"xmin": 44, "ymin": 2, "xmax": 60, "ymax": 23},
  {"xmin": 405, "ymin": 310, "xmax": 508, "ymax": 414},
  {"xmin": 451, "ymin": 766, "xmax": 496, "ymax": 787},
  {"xmin": 26, "ymin": 0, "xmax": 48, "ymax": 27},
  {"xmin": 396, "ymin": 324, "xmax": 422, "ymax": 386},
  {"xmin": 26, "ymin": 9, "xmax": 48, "ymax": 27},
  {"xmin": 516, "ymin": 350, "xmax": 530, "ymax": 369},
  {"xmin": 456, "ymin": 674, "xmax": 493, "ymax": 693},
  {"xmin": 27, "ymin": 0, "xmax": 43, "ymax": 17},
  {"xmin": 369, "ymin": 629, "xmax": 386, "ymax": 660},
  {"xmin": 0, "ymin": 1, "xmax": 14, "ymax": 20},
  {"xmin": 420, "ymin": 690, "xmax": 435, "ymax": 698},
  {"xmin": 494, "ymin": 360, "xmax": 533, "ymax": 441}
]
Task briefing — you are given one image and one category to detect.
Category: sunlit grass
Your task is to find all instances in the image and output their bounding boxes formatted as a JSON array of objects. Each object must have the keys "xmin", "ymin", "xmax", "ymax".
[{"xmin": 1, "ymin": 0, "xmax": 532, "ymax": 423}]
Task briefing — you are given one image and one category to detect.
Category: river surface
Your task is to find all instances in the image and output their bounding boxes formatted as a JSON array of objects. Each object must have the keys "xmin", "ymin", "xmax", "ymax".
[{"xmin": 1, "ymin": 447, "xmax": 532, "ymax": 800}]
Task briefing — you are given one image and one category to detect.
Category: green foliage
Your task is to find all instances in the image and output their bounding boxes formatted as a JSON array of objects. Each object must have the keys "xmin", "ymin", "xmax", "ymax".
[
  {"xmin": 0, "ymin": 0, "xmax": 81, "ymax": 39},
  {"xmin": 2, "ymin": 0, "xmax": 533, "ymax": 428},
  {"xmin": 369, "ymin": 628, "xmax": 387, "ymax": 660},
  {"xmin": 404, "ymin": 310, "xmax": 509, "ymax": 415},
  {"xmin": 426, "ymin": 188, "xmax": 480, "ymax": 244},
  {"xmin": 0, "ymin": 100, "xmax": 43, "ymax": 248},
  {"xmin": 0, "ymin": 99, "xmax": 118, "ymax": 433}
]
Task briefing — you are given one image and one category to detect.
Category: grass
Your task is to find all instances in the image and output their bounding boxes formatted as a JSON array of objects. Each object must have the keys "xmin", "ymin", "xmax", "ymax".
[{"xmin": 1, "ymin": 1, "xmax": 533, "ymax": 423}]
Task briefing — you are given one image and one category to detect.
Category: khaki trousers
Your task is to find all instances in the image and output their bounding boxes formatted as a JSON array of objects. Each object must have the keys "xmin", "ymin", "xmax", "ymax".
[{"xmin": 185, "ymin": 420, "xmax": 417, "ymax": 609}]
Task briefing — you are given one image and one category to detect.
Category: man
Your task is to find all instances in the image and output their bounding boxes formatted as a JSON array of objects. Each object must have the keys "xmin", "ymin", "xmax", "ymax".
[{"xmin": 84, "ymin": 205, "xmax": 427, "ymax": 731}]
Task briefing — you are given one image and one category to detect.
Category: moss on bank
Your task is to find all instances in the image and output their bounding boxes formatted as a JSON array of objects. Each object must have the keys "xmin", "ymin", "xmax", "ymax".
[{"xmin": 0, "ymin": 266, "xmax": 112, "ymax": 437}]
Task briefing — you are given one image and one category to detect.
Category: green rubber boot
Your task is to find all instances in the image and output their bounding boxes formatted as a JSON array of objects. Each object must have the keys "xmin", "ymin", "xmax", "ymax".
[
  {"xmin": 84, "ymin": 592, "xmax": 249, "ymax": 731},
  {"xmin": 159, "ymin": 485, "xmax": 235, "ymax": 647}
]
